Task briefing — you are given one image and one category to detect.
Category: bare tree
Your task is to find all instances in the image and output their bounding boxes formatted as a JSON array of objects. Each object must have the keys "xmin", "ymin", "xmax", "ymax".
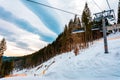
[{"xmin": 0, "ymin": 38, "xmax": 7, "ymax": 55}]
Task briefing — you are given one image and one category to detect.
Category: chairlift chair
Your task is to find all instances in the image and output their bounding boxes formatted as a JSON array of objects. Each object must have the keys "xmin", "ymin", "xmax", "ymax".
[{"xmin": 93, "ymin": 9, "xmax": 115, "ymax": 32}]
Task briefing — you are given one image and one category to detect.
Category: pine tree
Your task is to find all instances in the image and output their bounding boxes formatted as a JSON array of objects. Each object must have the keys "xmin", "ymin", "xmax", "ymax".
[
  {"xmin": 0, "ymin": 38, "xmax": 7, "ymax": 54},
  {"xmin": 81, "ymin": 3, "xmax": 92, "ymax": 47},
  {"xmin": 0, "ymin": 61, "xmax": 14, "ymax": 77},
  {"xmin": 0, "ymin": 38, "xmax": 7, "ymax": 76},
  {"xmin": 73, "ymin": 15, "xmax": 81, "ymax": 30},
  {"xmin": 117, "ymin": 0, "xmax": 120, "ymax": 23}
]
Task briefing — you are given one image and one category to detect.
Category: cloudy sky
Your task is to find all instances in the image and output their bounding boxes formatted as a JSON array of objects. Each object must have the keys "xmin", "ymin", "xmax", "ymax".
[{"xmin": 0, "ymin": 0, "xmax": 119, "ymax": 56}]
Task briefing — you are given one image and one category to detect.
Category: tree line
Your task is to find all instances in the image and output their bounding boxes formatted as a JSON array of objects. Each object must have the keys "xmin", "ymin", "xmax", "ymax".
[{"xmin": 14, "ymin": 3, "xmax": 103, "ymax": 70}]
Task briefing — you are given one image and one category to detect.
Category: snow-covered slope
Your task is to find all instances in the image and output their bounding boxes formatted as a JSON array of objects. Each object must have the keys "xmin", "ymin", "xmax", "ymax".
[{"xmin": 1, "ymin": 32, "xmax": 120, "ymax": 80}]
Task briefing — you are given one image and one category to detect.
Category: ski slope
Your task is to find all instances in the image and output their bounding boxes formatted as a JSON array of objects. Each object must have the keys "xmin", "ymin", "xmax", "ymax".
[{"xmin": 1, "ymin": 32, "xmax": 120, "ymax": 80}]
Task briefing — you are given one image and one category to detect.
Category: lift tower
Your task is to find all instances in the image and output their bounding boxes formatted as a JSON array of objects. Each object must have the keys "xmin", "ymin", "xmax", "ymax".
[{"xmin": 94, "ymin": 10, "xmax": 115, "ymax": 53}]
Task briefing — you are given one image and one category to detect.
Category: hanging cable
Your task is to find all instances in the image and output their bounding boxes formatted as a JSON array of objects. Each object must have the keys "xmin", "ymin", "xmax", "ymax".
[
  {"xmin": 92, "ymin": 0, "xmax": 103, "ymax": 11},
  {"xmin": 106, "ymin": 0, "xmax": 116, "ymax": 21},
  {"xmin": 26, "ymin": 0, "xmax": 81, "ymax": 16},
  {"xmin": 106, "ymin": 0, "xmax": 111, "ymax": 10}
]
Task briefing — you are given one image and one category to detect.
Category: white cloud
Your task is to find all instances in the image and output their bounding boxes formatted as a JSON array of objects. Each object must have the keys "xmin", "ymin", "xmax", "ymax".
[
  {"xmin": 5, "ymin": 42, "xmax": 32, "ymax": 57},
  {"xmin": 0, "ymin": 0, "xmax": 57, "ymax": 37},
  {"xmin": 45, "ymin": 0, "xmax": 73, "ymax": 31},
  {"xmin": 0, "ymin": 19, "xmax": 48, "ymax": 56}
]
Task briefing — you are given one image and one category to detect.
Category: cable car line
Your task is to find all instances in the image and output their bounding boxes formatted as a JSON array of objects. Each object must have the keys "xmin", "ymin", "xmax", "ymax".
[
  {"xmin": 106, "ymin": 0, "xmax": 111, "ymax": 10},
  {"xmin": 92, "ymin": 0, "xmax": 103, "ymax": 11},
  {"xmin": 26, "ymin": 0, "xmax": 81, "ymax": 16}
]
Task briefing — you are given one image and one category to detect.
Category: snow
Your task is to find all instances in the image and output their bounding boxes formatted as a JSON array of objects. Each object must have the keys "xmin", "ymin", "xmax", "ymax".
[
  {"xmin": 1, "ymin": 32, "xmax": 120, "ymax": 80},
  {"xmin": 92, "ymin": 28, "xmax": 99, "ymax": 30},
  {"xmin": 72, "ymin": 30, "xmax": 85, "ymax": 34}
]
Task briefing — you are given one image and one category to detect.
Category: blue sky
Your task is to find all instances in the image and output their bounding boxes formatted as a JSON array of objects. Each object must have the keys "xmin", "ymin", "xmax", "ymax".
[{"xmin": 0, "ymin": 0, "xmax": 118, "ymax": 56}]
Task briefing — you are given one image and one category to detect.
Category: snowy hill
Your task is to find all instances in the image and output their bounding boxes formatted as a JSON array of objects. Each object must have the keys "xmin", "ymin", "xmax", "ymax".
[{"xmin": 1, "ymin": 32, "xmax": 120, "ymax": 80}]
